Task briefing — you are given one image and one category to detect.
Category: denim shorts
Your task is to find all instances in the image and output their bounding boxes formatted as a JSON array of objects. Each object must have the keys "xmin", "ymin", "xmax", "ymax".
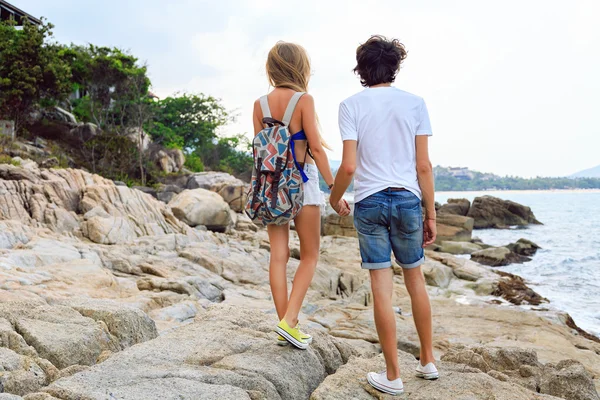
[{"xmin": 353, "ymin": 188, "xmax": 425, "ymax": 270}]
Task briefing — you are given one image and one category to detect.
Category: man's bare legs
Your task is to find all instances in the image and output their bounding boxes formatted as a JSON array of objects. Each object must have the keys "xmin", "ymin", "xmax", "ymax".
[
  {"xmin": 370, "ymin": 268, "xmax": 401, "ymax": 381},
  {"xmin": 266, "ymin": 224, "xmax": 290, "ymax": 320},
  {"xmin": 402, "ymin": 266, "xmax": 435, "ymax": 365},
  {"xmin": 282, "ymin": 205, "xmax": 321, "ymax": 327}
]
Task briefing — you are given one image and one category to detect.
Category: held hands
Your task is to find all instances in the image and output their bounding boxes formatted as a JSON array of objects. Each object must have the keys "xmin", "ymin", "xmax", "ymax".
[
  {"xmin": 330, "ymin": 193, "xmax": 351, "ymax": 217},
  {"xmin": 333, "ymin": 199, "xmax": 351, "ymax": 216}
]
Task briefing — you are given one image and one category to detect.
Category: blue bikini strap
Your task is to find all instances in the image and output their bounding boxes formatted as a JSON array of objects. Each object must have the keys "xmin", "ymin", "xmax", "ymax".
[{"xmin": 290, "ymin": 131, "xmax": 309, "ymax": 183}]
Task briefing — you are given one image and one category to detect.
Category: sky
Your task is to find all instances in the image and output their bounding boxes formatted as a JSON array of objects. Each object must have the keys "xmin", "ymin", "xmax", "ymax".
[{"xmin": 14, "ymin": 0, "xmax": 600, "ymax": 177}]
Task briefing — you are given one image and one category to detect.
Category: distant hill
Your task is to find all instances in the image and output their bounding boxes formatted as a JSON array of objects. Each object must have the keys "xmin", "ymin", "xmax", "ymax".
[
  {"xmin": 434, "ymin": 166, "xmax": 600, "ymax": 191},
  {"xmin": 319, "ymin": 164, "xmax": 600, "ymax": 193},
  {"xmin": 570, "ymin": 164, "xmax": 600, "ymax": 178}
]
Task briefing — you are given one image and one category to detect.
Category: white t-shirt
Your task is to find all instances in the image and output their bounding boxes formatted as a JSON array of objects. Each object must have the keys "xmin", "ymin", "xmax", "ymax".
[{"xmin": 339, "ymin": 86, "xmax": 432, "ymax": 203}]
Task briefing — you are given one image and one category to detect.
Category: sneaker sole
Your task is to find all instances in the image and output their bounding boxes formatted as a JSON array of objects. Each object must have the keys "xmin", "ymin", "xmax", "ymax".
[
  {"xmin": 416, "ymin": 371, "xmax": 439, "ymax": 380},
  {"xmin": 367, "ymin": 374, "xmax": 404, "ymax": 396},
  {"xmin": 276, "ymin": 327, "xmax": 309, "ymax": 350},
  {"xmin": 276, "ymin": 340, "xmax": 289, "ymax": 346}
]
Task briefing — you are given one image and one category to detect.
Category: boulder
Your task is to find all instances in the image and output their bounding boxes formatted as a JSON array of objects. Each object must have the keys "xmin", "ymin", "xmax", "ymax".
[
  {"xmin": 0, "ymin": 164, "xmax": 189, "ymax": 240},
  {"xmin": 322, "ymin": 204, "xmax": 356, "ymax": 237},
  {"xmin": 56, "ymin": 299, "xmax": 158, "ymax": 350},
  {"xmin": 148, "ymin": 145, "xmax": 185, "ymax": 173},
  {"xmin": 442, "ymin": 345, "xmax": 599, "ymax": 400},
  {"xmin": 426, "ymin": 251, "xmax": 498, "ymax": 282},
  {"xmin": 124, "ymin": 127, "xmax": 152, "ymax": 152},
  {"xmin": 0, "ymin": 348, "xmax": 47, "ymax": 396},
  {"xmin": 69, "ymin": 123, "xmax": 100, "ymax": 142},
  {"xmin": 539, "ymin": 359, "xmax": 600, "ymax": 400},
  {"xmin": 437, "ymin": 240, "xmax": 482, "ymax": 255},
  {"xmin": 467, "ymin": 195, "xmax": 542, "ymax": 229},
  {"xmin": 438, "ymin": 198, "xmax": 470, "ymax": 216},
  {"xmin": 507, "ymin": 238, "xmax": 541, "ymax": 256},
  {"xmin": 42, "ymin": 106, "xmax": 77, "ymax": 124},
  {"xmin": 311, "ymin": 349, "xmax": 560, "ymax": 400},
  {"xmin": 38, "ymin": 157, "xmax": 58, "ymax": 169},
  {"xmin": 436, "ymin": 213, "xmax": 473, "ymax": 242},
  {"xmin": 187, "ymin": 172, "xmax": 247, "ymax": 212},
  {"xmin": 169, "ymin": 189, "xmax": 232, "ymax": 232},
  {"xmin": 39, "ymin": 305, "xmax": 349, "ymax": 400},
  {"xmin": 421, "ymin": 259, "xmax": 454, "ymax": 288},
  {"xmin": 471, "ymin": 247, "xmax": 530, "ymax": 266},
  {"xmin": 82, "ymin": 216, "xmax": 137, "ymax": 245},
  {"xmin": 0, "ymin": 302, "xmax": 119, "ymax": 370}
]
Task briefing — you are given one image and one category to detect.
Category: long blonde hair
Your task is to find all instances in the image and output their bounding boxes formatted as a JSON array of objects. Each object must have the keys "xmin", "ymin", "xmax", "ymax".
[{"xmin": 266, "ymin": 42, "xmax": 330, "ymax": 149}]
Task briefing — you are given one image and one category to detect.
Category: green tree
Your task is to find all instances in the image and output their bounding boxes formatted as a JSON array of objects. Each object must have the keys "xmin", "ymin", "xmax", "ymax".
[
  {"xmin": 63, "ymin": 44, "xmax": 149, "ymax": 131},
  {"xmin": 147, "ymin": 93, "xmax": 228, "ymax": 150},
  {"xmin": 0, "ymin": 19, "xmax": 71, "ymax": 134},
  {"xmin": 146, "ymin": 93, "xmax": 252, "ymax": 177}
]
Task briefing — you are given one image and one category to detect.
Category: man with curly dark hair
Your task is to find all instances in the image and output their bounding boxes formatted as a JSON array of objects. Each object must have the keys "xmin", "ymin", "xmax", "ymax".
[{"xmin": 330, "ymin": 35, "xmax": 439, "ymax": 395}]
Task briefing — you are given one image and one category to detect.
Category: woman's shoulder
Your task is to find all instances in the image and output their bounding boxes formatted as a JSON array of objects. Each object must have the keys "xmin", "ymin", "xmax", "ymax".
[{"xmin": 297, "ymin": 92, "xmax": 314, "ymax": 108}]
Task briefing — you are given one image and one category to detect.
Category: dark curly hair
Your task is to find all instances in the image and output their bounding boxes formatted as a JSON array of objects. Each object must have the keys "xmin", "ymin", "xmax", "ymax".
[{"xmin": 353, "ymin": 35, "xmax": 408, "ymax": 87}]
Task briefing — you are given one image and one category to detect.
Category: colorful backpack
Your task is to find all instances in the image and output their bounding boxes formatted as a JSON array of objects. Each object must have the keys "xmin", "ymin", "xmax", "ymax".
[{"xmin": 245, "ymin": 92, "xmax": 310, "ymax": 225}]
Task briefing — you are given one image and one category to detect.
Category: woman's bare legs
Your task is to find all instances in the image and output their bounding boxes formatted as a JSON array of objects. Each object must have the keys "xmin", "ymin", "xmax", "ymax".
[
  {"xmin": 370, "ymin": 268, "xmax": 401, "ymax": 380},
  {"xmin": 402, "ymin": 267, "xmax": 435, "ymax": 365},
  {"xmin": 282, "ymin": 205, "xmax": 321, "ymax": 327},
  {"xmin": 267, "ymin": 224, "xmax": 290, "ymax": 320}
]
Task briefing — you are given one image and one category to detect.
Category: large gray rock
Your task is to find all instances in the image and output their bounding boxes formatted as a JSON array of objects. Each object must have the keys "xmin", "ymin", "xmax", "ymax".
[
  {"xmin": 438, "ymin": 198, "xmax": 471, "ymax": 216},
  {"xmin": 421, "ymin": 259, "xmax": 454, "ymax": 288},
  {"xmin": 0, "ymin": 164, "xmax": 190, "ymax": 241},
  {"xmin": 442, "ymin": 345, "xmax": 599, "ymax": 400},
  {"xmin": 322, "ymin": 203, "xmax": 356, "ymax": 237},
  {"xmin": 438, "ymin": 240, "xmax": 482, "ymax": 255},
  {"xmin": 311, "ymin": 350, "xmax": 560, "ymax": 400},
  {"xmin": 55, "ymin": 299, "xmax": 158, "ymax": 350},
  {"xmin": 539, "ymin": 359, "xmax": 600, "ymax": 400},
  {"xmin": 69, "ymin": 122, "xmax": 100, "ymax": 142},
  {"xmin": 0, "ymin": 348, "xmax": 47, "ymax": 396},
  {"xmin": 507, "ymin": 238, "xmax": 541, "ymax": 256},
  {"xmin": 12, "ymin": 313, "xmax": 117, "ymax": 369},
  {"xmin": 471, "ymin": 247, "xmax": 530, "ymax": 267},
  {"xmin": 187, "ymin": 172, "xmax": 247, "ymax": 212},
  {"xmin": 39, "ymin": 305, "xmax": 350, "ymax": 400},
  {"xmin": 467, "ymin": 195, "xmax": 542, "ymax": 229},
  {"xmin": 169, "ymin": 189, "xmax": 232, "ymax": 232},
  {"xmin": 436, "ymin": 213, "xmax": 474, "ymax": 242}
]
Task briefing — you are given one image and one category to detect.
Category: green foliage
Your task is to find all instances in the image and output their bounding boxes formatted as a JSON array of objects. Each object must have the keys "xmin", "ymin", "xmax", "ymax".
[
  {"xmin": 147, "ymin": 93, "xmax": 251, "ymax": 177},
  {"xmin": 184, "ymin": 152, "xmax": 204, "ymax": 172},
  {"xmin": 434, "ymin": 166, "xmax": 600, "ymax": 191},
  {"xmin": 62, "ymin": 44, "xmax": 150, "ymax": 132},
  {"xmin": 201, "ymin": 134, "xmax": 253, "ymax": 177},
  {"xmin": 0, "ymin": 19, "xmax": 72, "ymax": 133},
  {"xmin": 0, "ymin": 154, "xmax": 12, "ymax": 164},
  {"xmin": 83, "ymin": 134, "xmax": 140, "ymax": 181},
  {"xmin": 147, "ymin": 93, "xmax": 228, "ymax": 149}
]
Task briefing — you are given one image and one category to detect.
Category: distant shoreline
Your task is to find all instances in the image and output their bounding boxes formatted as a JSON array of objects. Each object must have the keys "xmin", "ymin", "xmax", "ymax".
[{"xmin": 435, "ymin": 188, "xmax": 600, "ymax": 195}]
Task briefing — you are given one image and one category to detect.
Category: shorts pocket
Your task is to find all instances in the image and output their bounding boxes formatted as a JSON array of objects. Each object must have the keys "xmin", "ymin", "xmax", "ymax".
[
  {"xmin": 354, "ymin": 201, "xmax": 385, "ymax": 234},
  {"xmin": 396, "ymin": 202, "xmax": 422, "ymax": 235}
]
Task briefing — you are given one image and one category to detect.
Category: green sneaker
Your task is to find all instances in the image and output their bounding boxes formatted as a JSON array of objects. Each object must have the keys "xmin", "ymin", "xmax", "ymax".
[
  {"xmin": 276, "ymin": 319, "xmax": 309, "ymax": 349},
  {"xmin": 277, "ymin": 329, "xmax": 312, "ymax": 346}
]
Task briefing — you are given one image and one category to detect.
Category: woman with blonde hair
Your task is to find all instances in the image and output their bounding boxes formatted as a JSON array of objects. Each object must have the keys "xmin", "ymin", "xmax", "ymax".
[{"xmin": 252, "ymin": 42, "xmax": 349, "ymax": 349}]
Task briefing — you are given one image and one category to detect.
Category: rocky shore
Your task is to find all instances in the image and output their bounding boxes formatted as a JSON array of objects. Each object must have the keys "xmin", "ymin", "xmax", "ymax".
[{"xmin": 0, "ymin": 162, "xmax": 599, "ymax": 400}]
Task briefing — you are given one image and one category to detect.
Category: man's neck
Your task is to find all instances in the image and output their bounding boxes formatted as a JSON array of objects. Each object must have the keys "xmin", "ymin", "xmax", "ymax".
[{"xmin": 370, "ymin": 83, "xmax": 392, "ymax": 88}]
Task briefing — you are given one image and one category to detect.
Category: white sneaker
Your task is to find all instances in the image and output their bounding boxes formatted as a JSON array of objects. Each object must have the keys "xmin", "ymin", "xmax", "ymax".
[
  {"xmin": 366, "ymin": 371, "xmax": 404, "ymax": 396},
  {"xmin": 415, "ymin": 362, "xmax": 439, "ymax": 380}
]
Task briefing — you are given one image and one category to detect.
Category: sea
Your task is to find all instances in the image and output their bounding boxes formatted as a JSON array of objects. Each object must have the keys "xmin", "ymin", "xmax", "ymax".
[{"xmin": 434, "ymin": 190, "xmax": 600, "ymax": 337}]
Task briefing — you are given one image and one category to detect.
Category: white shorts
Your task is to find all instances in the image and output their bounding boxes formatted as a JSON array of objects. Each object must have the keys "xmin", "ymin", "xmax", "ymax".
[{"xmin": 302, "ymin": 163, "xmax": 325, "ymax": 207}]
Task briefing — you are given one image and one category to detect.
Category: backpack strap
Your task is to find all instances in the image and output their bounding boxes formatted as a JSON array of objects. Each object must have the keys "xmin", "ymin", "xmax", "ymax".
[
  {"xmin": 282, "ymin": 92, "xmax": 305, "ymax": 126},
  {"xmin": 259, "ymin": 95, "xmax": 272, "ymax": 119}
]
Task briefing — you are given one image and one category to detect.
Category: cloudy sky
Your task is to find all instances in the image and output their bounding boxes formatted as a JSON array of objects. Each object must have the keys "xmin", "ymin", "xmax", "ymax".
[{"xmin": 16, "ymin": 0, "xmax": 600, "ymax": 177}]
